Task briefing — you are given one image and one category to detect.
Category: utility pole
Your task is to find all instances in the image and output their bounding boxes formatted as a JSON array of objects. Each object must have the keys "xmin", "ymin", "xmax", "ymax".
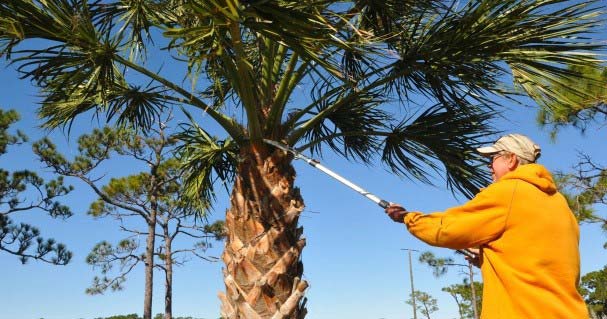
[{"xmin": 401, "ymin": 248, "xmax": 419, "ymax": 319}]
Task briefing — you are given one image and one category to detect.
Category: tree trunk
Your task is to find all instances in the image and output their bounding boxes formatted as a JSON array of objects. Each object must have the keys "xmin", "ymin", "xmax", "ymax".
[
  {"xmin": 164, "ymin": 223, "xmax": 173, "ymax": 319},
  {"xmin": 219, "ymin": 147, "xmax": 307, "ymax": 318},
  {"xmin": 468, "ymin": 263, "xmax": 478, "ymax": 319},
  {"xmin": 144, "ymin": 217, "xmax": 156, "ymax": 319},
  {"xmin": 449, "ymin": 293, "xmax": 464, "ymax": 319}
]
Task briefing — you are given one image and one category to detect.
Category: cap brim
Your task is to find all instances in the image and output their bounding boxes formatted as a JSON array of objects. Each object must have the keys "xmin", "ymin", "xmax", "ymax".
[{"xmin": 476, "ymin": 146, "xmax": 500, "ymax": 156}]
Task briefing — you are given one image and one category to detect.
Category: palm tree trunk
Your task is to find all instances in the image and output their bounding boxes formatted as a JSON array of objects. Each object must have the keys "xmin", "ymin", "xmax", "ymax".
[{"xmin": 219, "ymin": 147, "xmax": 307, "ymax": 318}]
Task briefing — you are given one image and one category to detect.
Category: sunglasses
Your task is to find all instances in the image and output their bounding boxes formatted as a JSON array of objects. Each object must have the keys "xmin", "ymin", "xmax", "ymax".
[{"xmin": 486, "ymin": 152, "xmax": 510, "ymax": 169}]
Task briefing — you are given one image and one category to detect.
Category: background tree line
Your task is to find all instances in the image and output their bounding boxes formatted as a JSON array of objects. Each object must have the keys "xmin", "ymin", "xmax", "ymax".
[{"xmin": 1, "ymin": 108, "xmax": 225, "ymax": 319}]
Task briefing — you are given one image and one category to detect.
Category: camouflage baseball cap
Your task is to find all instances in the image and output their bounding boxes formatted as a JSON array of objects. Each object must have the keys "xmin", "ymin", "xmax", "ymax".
[{"xmin": 477, "ymin": 134, "xmax": 541, "ymax": 163}]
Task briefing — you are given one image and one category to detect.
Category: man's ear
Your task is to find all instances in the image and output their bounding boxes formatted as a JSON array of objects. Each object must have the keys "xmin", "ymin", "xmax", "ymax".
[{"xmin": 507, "ymin": 154, "xmax": 519, "ymax": 170}]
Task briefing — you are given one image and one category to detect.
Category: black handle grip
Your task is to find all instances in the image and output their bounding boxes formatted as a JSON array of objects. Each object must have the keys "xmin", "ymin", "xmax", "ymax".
[{"xmin": 378, "ymin": 199, "xmax": 390, "ymax": 209}]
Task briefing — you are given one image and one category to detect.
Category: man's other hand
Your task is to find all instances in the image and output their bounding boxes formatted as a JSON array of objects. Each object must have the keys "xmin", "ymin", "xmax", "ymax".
[
  {"xmin": 465, "ymin": 248, "xmax": 482, "ymax": 268},
  {"xmin": 385, "ymin": 204, "xmax": 408, "ymax": 223}
]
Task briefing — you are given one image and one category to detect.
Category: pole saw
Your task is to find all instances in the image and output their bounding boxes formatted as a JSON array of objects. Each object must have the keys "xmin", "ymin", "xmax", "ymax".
[{"xmin": 263, "ymin": 139, "xmax": 475, "ymax": 259}]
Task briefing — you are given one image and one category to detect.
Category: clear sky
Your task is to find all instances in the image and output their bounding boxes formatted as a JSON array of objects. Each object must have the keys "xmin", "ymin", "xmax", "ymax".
[{"xmin": 1, "ymin": 37, "xmax": 607, "ymax": 319}]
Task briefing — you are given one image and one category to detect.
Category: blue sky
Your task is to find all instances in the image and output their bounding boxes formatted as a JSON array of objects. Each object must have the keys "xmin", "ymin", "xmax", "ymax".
[{"xmin": 1, "ymin": 21, "xmax": 607, "ymax": 319}]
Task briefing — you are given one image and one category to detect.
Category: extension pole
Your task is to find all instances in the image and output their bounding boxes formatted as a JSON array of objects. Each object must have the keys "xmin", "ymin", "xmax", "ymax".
[
  {"xmin": 263, "ymin": 139, "xmax": 476, "ymax": 259},
  {"xmin": 263, "ymin": 139, "xmax": 390, "ymax": 208}
]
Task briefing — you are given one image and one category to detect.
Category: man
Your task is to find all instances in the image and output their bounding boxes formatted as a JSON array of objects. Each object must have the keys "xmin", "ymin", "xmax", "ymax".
[{"xmin": 386, "ymin": 134, "xmax": 587, "ymax": 319}]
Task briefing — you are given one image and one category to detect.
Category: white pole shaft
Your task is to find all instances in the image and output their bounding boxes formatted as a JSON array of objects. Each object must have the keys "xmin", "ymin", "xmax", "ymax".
[{"xmin": 300, "ymin": 157, "xmax": 388, "ymax": 208}]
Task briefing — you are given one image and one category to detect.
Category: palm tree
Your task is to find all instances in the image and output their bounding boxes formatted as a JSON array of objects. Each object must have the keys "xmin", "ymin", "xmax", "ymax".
[{"xmin": 0, "ymin": 1, "xmax": 604, "ymax": 317}]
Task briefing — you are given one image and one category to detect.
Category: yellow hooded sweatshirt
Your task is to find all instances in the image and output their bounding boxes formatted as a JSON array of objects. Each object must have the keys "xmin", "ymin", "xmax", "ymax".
[{"xmin": 404, "ymin": 164, "xmax": 587, "ymax": 319}]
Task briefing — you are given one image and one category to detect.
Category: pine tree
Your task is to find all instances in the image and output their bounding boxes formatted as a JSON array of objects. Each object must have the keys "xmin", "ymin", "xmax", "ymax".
[
  {"xmin": 34, "ymin": 121, "xmax": 226, "ymax": 319},
  {"xmin": 0, "ymin": 109, "xmax": 73, "ymax": 265}
]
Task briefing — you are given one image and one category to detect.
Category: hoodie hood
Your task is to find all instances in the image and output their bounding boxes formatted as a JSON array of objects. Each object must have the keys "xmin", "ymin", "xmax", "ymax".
[{"xmin": 501, "ymin": 163, "xmax": 557, "ymax": 194}]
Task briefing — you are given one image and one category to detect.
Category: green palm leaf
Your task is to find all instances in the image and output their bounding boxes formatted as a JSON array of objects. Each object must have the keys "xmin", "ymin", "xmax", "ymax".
[
  {"xmin": 0, "ymin": 0, "xmax": 100, "ymax": 55},
  {"xmin": 174, "ymin": 109, "xmax": 239, "ymax": 206},
  {"xmin": 382, "ymin": 0, "xmax": 603, "ymax": 113},
  {"xmin": 37, "ymin": 82, "xmax": 170, "ymax": 132},
  {"xmin": 89, "ymin": 0, "xmax": 164, "ymax": 59},
  {"xmin": 297, "ymin": 85, "xmax": 389, "ymax": 162},
  {"xmin": 382, "ymin": 104, "xmax": 496, "ymax": 198}
]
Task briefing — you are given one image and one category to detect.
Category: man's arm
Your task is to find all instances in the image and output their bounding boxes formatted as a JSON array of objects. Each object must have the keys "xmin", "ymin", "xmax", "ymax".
[{"xmin": 390, "ymin": 181, "xmax": 515, "ymax": 249}]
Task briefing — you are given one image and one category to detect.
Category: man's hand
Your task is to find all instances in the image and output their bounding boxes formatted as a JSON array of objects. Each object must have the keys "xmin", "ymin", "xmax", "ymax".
[
  {"xmin": 464, "ymin": 248, "xmax": 482, "ymax": 268},
  {"xmin": 385, "ymin": 203, "xmax": 408, "ymax": 223}
]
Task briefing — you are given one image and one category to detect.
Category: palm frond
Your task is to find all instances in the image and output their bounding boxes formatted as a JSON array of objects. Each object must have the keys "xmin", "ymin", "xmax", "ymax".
[
  {"xmin": 163, "ymin": 0, "xmax": 258, "ymax": 105},
  {"xmin": 174, "ymin": 109, "xmax": 239, "ymax": 206},
  {"xmin": 341, "ymin": 0, "xmax": 454, "ymax": 85},
  {"xmin": 294, "ymin": 83, "xmax": 390, "ymax": 163},
  {"xmin": 164, "ymin": 0, "xmax": 360, "ymax": 83},
  {"xmin": 14, "ymin": 39, "xmax": 122, "ymax": 92},
  {"xmin": 384, "ymin": 4, "xmax": 506, "ymax": 110},
  {"xmin": 157, "ymin": 157, "xmax": 212, "ymax": 218},
  {"xmin": 105, "ymin": 84, "xmax": 171, "ymax": 130},
  {"xmin": 242, "ymin": 1, "xmax": 349, "ymax": 78},
  {"xmin": 499, "ymin": 1, "xmax": 604, "ymax": 112},
  {"xmin": 353, "ymin": 0, "xmax": 444, "ymax": 38},
  {"xmin": 89, "ymin": 0, "xmax": 162, "ymax": 60},
  {"xmin": 0, "ymin": 0, "xmax": 130, "ymax": 130},
  {"xmin": 382, "ymin": 104, "xmax": 497, "ymax": 198},
  {"xmin": 382, "ymin": 0, "xmax": 604, "ymax": 113},
  {"xmin": 38, "ymin": 82, "xmax": 170, "ymax": 132},
  {"xmin": 0, "ymin": 0, "xmax": 99, "ymax": 56},
  {"xmin": 199, "ymin": 61, "xmax": 234, "ymax": 110}
]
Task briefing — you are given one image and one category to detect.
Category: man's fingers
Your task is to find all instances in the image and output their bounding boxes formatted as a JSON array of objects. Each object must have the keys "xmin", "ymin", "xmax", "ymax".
[
  {"xmin": 385, "ymin": 205, "xmax": 407, "ymax": 223},
  {"xmin": 385, "ymin": 204, "xmax": 405, "ymax": 213},
  {"xmin": 464, "ymin": 248, "xmax": 482, "ymax": 268},
  {"xmin": 467, "ymin": 248, "xmax": 480, "ymax": 254}
]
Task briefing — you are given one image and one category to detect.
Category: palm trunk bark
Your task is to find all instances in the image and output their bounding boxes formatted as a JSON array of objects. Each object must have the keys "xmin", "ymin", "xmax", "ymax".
[{"xmin": 219, "ymin": 146, "xmax": 307, "ymax": 318}]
